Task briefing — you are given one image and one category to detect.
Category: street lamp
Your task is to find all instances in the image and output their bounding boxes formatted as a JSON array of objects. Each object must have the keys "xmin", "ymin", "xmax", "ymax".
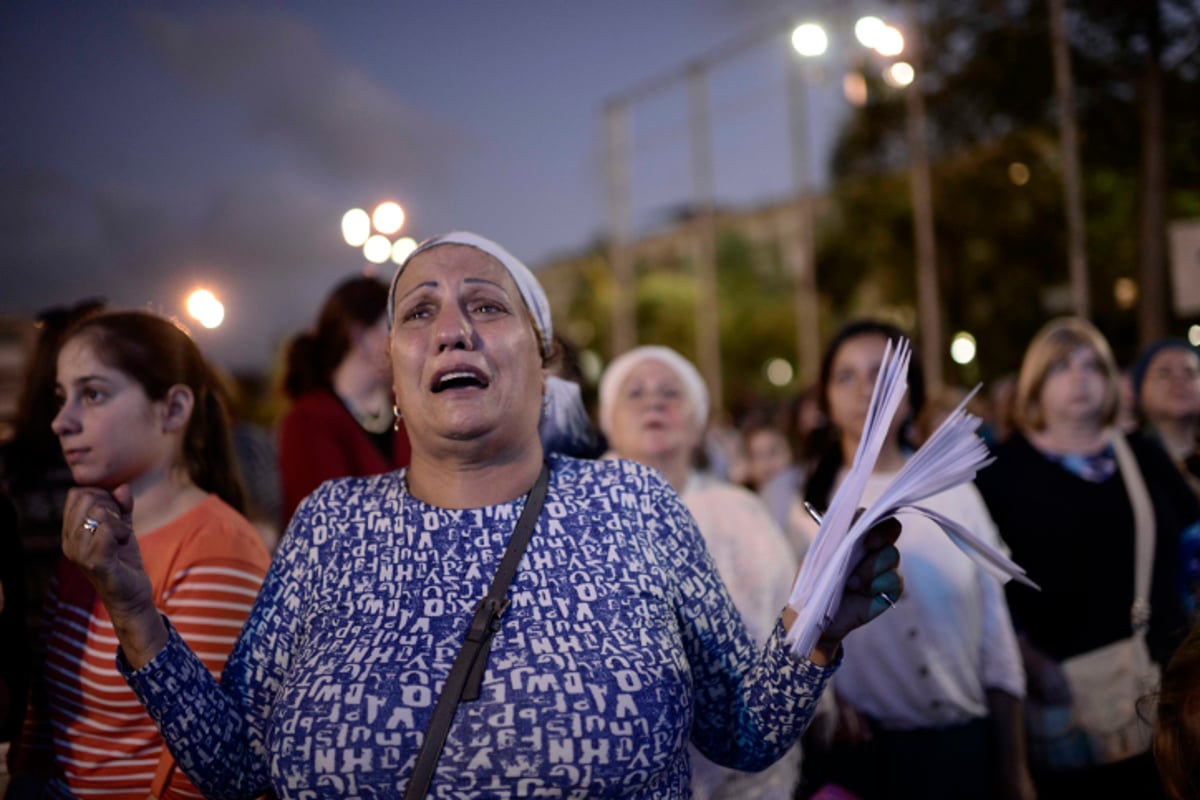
[
  {"xmin": 786, "ymin": 15, "xmax": 918, "ymax": 385},
  {"xmin": 604, "ymin": 11, "xmax": 941, "ymax": 398},
  {"xmin": 854, "ymin": 17, "xmax": 905, "ymax": 57},
  {"xmin": 391, "ymin": 237, "xmax": 418, "ymax": 263},
  {"xmin": 884, "ymin": 61, "xmax": 915, "ymax": 88},
  {"xmin": 950, "ymin": 331, "xmax": 977, "ymax": 365},
  {"xmin": 363, "ymin": 234, "xmax": 393, "ymax": 265},
  {"xmin": 791, "ymin": 24, "xmax": 828, "ymax": 58},
  {"xmin": 786, "ymin": 20, "xmax": 828, "ymax": 385},
  {"xmin": 343, "ymin": 202, "xmax": 414, "ymax": 266},
  {"xmin": 341, "ymin": 209, "xmax": 371, "ymax": 247},
  {"xmin": 185, "ymin": 288, "xmax": 225, "ymax": 329},
  {"xmin": 817, "ymin": 11, "xmax": 943, "ymax": 387},
  {"xmin": 372, "ymin": 201, "xmax": 405, "ymax": 235},
  {"xmin": 855, "ymin": 16, "xmax": 887, "ymax": 48}
]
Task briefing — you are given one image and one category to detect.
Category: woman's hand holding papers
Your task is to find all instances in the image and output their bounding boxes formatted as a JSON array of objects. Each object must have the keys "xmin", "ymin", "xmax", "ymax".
[{"xmin": 786, "ymin": 515, "xmax": 904, "ymax": 665}]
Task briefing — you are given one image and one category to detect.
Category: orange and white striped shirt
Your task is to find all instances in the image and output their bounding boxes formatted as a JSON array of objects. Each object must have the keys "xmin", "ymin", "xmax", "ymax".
[{"xmin": 12, "ymin": 494, "xmax": 271, "ymax": 799}]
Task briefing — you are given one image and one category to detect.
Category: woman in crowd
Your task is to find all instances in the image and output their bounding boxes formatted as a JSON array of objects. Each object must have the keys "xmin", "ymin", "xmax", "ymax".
[
  {"xmin": 799, "ymin": 320, "xmax": 1031, "ymax": 800},
  {"xmin": 788, "ymin": 384, "xmax": 825, "ymax": 467},
  {"xmin": 59, "ymin": 232, "xmax": 903, "ymax": 799},
  {"xmin": 976, "ymin": 317, "xmax": 1197, "ymax": 798},
  {"xmin": 742, "ymin": 416, "xmax": 811, "ymax": 561},
  {"xmin": 598, "ymin": 345, "xmax": 802, "ymax": 800},
  {"xmin": 1131, "ymin": 338, "xmax": 1200, "ymax": 497},
  {"xmin": 7, "ymin": 311, "xmax": 271, "ymax": 798},
  {"xmin": 277, "ymin": 274, "xmax": 411, "ymax": 526},
  {"xmin": 1131, "ymin": 338, "xmax": 1200, "ymax": 617},
  {"xmin": 0, "ymin": 299, "xmax": 106, "ymax": 643}
]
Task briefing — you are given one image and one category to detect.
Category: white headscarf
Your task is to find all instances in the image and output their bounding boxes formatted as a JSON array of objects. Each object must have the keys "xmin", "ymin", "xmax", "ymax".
[
  {"xmin": 386, "ymin": 230, "xmax": 592, "ymax": 455},
  {"xmin": 597, "ymin": 345, "xmax": 710, "ymax": 437}
]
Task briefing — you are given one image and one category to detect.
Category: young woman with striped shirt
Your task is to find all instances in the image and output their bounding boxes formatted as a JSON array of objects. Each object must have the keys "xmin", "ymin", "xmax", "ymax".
[{"xmin": 6, "ymin": 310, "xmax": 271, "ymax": 799}]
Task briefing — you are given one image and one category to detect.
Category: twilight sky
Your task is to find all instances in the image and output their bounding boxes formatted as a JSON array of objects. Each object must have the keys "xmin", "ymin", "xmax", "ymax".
[{"xmin": 0, "ymin": 0, "xmax": 861, "ymax": 372}]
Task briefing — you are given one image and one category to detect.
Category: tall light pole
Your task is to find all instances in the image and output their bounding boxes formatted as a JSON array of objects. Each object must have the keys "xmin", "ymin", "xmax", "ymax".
[
  {"xmin": 1048, "ymin": 0, "xmax": 1090, "ymax": 320},
  {"xmin": 603, "ymin": 12, "xmax": 924, "ymax": 399},
  {"xmin": 844, "ymin": 12, "xmax": 942, "ymax": 387},
  {"xmin": 605, "ymin": 101, "xmax": 637, "ymax": 357},
  {"xmin": 688, "ymin": 64, "xmax": 724, "ymax": 412},
  {"xmin": 787, "ymin": 24, "xmax": 828, "ymax": 386},
  {"xmin": 901, "ymin": 0, "xmax": 944, "ymax": 389},
  {"xmin": 603, "ymin": 18, "xmax": 790, "ymax": 412}
]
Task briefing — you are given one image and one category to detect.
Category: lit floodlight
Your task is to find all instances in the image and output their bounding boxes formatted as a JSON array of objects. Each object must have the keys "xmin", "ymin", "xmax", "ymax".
[
  {"xmin": 875, "ymin": 25, "xmax": 905, "ymax": 57},
  {"xmin": 765, "ymin": 357, "xmax": 795, "ymax": 387},
  {"xmin": 391, "ymin": 236, "xmax": 418, "ymax": 264},
  {"xmin": 884, "ymin": 61, "xmax": 915, "ymax": 87},
  {"xmin": 855, "ymin": 16, "xmax": 886, "ymax": 49},
  {"xmin": 342, "ymin": 208, "xmax": 371, "ymax": 247},
  {"xmin": 373, "ymin": 201, "xmax": 406, "ymax": 235},
  {"xmin": 363, "ymin": 234, "xmax": 393, "ymax": 264},
  {"xmin": 1189, "ymin": 325, "xmax": 1200, "ymax": 347},
  {"xmin": 186, "ymin": 289, "xmax": 225, "ymax": 330},
  {"xmin": 791, "ymin": 23, "xmax": 828, "ymax": 57},
  {"xmin": 950, "ymin": 332, "xmax": 977, "ymax": 365}
]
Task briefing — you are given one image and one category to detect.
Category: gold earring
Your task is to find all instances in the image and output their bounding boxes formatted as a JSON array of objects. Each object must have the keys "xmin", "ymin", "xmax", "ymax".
[{"xmin": 392, "ymin": 404, "xmax": 402, "ymax": 431}]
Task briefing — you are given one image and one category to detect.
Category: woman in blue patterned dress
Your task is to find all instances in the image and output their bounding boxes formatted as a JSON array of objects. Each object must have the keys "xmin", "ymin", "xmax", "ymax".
[{"xmin": 58, "ymin": 231, "xmax": 903, "ymax": 799}]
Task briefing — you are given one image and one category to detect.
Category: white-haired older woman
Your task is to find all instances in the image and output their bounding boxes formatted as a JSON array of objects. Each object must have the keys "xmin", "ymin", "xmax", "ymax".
[
  {"xmin": 599, "ymin": 345, "xmax": 805, "ymax": 800},
  {"xmin": 59, "ymin": 232, "xmax": 902, "ymax": 799}
]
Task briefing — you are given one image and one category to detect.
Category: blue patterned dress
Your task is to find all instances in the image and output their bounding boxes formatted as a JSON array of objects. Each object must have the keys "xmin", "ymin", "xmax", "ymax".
[{"xmin": 122, "ymin": 455, "xmax": 834, "ymax": 799}]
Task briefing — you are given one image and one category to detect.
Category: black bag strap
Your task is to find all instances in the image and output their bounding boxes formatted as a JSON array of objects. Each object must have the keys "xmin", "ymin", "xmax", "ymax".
[{"xmin": 402, "ymin": 462, "xmax": 550, "ymax": 800}]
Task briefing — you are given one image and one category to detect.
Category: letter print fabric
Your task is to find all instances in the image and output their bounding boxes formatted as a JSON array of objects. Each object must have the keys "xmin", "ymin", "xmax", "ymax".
[{"xmin": 127, "ymin": 455, "xmax": 832, "ymax": 799}]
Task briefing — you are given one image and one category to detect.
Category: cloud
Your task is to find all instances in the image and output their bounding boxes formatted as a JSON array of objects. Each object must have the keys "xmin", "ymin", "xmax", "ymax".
[
  {"xmin": 0, "ymin": 7, "xmax": 462, "ymax": 372},
  {"xmin": 136, "ymin": 7, "xmax": 460, "ymax": 187},
  {"xmin": 0, "ymin": 163, "xmax": 382, "ymax": 372},
  {"xmin": 0, "ymin": 170, "xmax": 102, "ymax": 276},
  {"xmin": 104, "ymin": 170, "xmax": 379, "ymax": 371}
]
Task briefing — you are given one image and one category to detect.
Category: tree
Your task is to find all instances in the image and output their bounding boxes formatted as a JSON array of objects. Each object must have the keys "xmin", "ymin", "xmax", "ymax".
[
  {"xmin": 817, "ymin": 0, "xmax": 1200, "ymax": 379},
  {"xmin": 538, "ymin": 225, "xmax": 806, "ymax": 415}
]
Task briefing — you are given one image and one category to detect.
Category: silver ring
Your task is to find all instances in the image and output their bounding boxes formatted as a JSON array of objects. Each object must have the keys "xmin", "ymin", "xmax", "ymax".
[
  {"xmin": 879, "ymin": 592, "xmax": 897, "ymax": 609},
  {"xmin": 81, "ymin": 516, "xmax": 100, "ymax": 534}
]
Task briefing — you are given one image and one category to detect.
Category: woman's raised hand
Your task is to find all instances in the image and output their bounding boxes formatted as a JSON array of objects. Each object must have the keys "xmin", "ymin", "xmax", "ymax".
[
  {"xmin": 62, "ymin": 485, "xmax": 167, "ymax": 668},
  {"xmin": 62, "ymin": 485, "xmax": 144, "ymax": 600}
]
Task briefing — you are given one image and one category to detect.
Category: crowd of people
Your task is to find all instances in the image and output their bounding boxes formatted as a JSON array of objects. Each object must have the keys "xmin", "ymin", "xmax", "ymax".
[{"xmin": 0, "ymin": 229, "xmax": 1198, "ymax": 799}]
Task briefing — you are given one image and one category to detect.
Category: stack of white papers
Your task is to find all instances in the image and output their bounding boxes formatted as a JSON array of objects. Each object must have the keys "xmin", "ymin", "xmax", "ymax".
[{"xmin": 785, "ymin": 337, "xmax": 1038, "ymax": 659}]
